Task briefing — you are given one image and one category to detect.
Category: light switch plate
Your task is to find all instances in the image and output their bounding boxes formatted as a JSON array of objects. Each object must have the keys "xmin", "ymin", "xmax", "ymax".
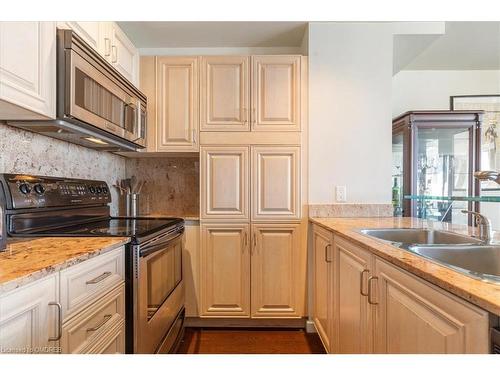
[{"xmin": 336, "ymin": 185, "xmax": 347, "ymax": 202}]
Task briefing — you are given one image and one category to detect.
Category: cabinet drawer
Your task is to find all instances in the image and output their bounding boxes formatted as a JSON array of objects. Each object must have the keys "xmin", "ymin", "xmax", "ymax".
[
  {"xmin": 83, "ymin": 318, "xmax": 125, "ymax": 354},
  {"xmin": 60, "ymin": 246, "xmax": 124, "ymax": 319},
  {"xmin": 61, "ymin": 283, "xmax": 124, "ymax": 354}
]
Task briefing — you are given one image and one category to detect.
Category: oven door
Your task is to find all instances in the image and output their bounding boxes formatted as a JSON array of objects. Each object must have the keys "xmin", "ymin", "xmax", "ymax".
[
  {"xmin": 66, "ymin": 48, "xmax": 144, "ymax": 144},
  {"xmin": 134, "ymin": 228, "xmax": 185, "ymax": 353}
]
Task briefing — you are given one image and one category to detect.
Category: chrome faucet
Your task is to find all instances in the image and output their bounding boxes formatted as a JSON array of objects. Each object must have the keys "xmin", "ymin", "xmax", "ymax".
[
  {"xmin": 474, "ymin": 171, "xmax": 500, "ymax": 185},
  {"xmin": 461, "ymin": 210, "xmax": 492, "ymax": 243}
]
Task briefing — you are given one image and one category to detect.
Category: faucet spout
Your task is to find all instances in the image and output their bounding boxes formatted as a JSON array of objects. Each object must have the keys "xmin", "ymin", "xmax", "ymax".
[
  {"xmin": 473, "ymin": 171, "xmax": 500, "ymax": 184},
  {"xmin": 461, "ymin": 210, "xmax": 492, "ymax": 243}
]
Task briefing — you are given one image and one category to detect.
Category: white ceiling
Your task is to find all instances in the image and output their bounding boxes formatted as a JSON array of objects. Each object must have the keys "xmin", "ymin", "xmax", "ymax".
[
  {"xmin": 118, "ymin": 22, "xmax": 308, "ymax": 48},
  {"xmin": 399, "ymin": 22, "xmax": 500, "ymax": 71}
]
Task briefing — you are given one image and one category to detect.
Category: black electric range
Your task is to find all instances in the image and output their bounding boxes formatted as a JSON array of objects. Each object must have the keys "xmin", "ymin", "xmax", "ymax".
[{"xmin": 0, "ymin": 173, "xmax": 185, "ymax": 354}]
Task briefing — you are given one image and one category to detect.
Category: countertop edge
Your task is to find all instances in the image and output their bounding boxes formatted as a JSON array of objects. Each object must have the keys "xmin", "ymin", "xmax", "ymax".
[
  {"xmin": 0, "ymin": 237, "xmax": 130, "ymax": 295},
  {"xmin": 309, "ymin": 217, "xmax": 500, "ymax": 316}
]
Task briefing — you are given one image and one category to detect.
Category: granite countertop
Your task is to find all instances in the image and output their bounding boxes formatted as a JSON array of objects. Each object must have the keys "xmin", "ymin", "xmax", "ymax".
[
  {"xmin": 309, "ymin": 216, "xmax": 500, "ymax": 316},
  {"xmin": 0, "ymin": 237, "xmax": 130, "ymax": 294}
]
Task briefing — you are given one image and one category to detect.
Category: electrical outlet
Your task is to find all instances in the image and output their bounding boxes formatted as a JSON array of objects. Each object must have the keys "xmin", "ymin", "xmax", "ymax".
[{"xmin": 335, "ymin": 185, "xmax": 347, "ymax": 202}]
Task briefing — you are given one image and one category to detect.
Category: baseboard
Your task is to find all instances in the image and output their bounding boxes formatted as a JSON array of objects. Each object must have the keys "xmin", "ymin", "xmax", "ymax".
[
  {"xmin": 305, "ymin": 320, "xmax": 317, "ymax": 333},
  {"xmin": 185, "ymin": 317, "xmax": 307, "ymax": 329}
]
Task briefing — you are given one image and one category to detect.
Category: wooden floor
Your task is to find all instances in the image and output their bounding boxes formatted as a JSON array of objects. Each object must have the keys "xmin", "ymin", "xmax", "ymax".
[{"xmin": 176, "ymin": 328, "xmax": 326, "ymax": 354}]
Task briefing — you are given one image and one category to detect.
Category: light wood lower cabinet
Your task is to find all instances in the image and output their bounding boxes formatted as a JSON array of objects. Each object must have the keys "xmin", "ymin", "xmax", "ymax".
[
  {"xmin": 251, "ymin": 223, "xmax": 304, "ymax": 318},
  {"xmin": 310, "ymin": 229, "xmax": 490, "ymax": 354},
  {"xmin": 0, "ymin": 274, "xmax": 59, "ymax": 353},
  {"xmin": 311, "ymin": 224, "xmax": 334, "ymax": 352},
  {"xmin": 374, "ymin": 257, "xmax": 489, "ymax": 354},
  {"xmin": 200, "ymin": 223, "xmax": 251, "ymax": 317},
  {"xmin": 199, "ymin": 222, "xmax": 305, "ymax": 319},
  {"xmin": 335, "ymin": 237, "xmax": 374, "ymax": 354},
  {"xmin": 183, "ymin": 221, "xmax": 201, "ymax": 317}
]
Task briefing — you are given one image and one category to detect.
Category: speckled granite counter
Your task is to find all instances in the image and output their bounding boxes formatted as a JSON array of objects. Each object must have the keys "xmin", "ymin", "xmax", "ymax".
[
  {"xmin": 310, "ymin": 217, "xmax": 500, "ymax": 316},
  {"xmin": 0, "ymin": 237, "xmax": 129, "ymax": 294}
]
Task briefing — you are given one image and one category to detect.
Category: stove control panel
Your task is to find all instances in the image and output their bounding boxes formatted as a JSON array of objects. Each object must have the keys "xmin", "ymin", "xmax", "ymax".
[{"xmin": 0, "ymin": 174, "xmax": 111, "ymax": 210}]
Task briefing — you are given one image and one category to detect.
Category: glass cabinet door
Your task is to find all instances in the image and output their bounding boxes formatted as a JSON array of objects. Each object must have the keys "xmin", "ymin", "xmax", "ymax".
[
  {"xmin": 414, "ymin": 126, "xmax": 471, "ymax": 224},
  {"xmin": 392, "ymin": 133, "xmax": 404, "ymax": 216}
]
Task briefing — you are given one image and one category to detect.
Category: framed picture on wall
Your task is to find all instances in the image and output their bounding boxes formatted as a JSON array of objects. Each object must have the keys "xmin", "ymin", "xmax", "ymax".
[{"xmin": 451, "ymin": 94, "xmax": 500, "ymax": 189}]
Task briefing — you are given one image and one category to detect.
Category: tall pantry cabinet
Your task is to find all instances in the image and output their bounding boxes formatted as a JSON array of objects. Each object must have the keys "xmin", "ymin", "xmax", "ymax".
[{"xmin": 199, "ymin": 55, "xmax": 308, "ymax": 321}]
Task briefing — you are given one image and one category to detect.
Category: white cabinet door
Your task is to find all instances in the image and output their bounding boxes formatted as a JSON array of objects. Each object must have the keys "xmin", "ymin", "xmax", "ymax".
[
  {"xmin": 57, "ymin": 22, "xmax": 105, "ymax": 55},
  {"xmin": 0, "ymin": 274, "xmax": 59, "ymax": 353},
  {"xmin": 108, "ymin": 23, "xmax": 139, "ymax": 85},
  {"xmin": 0, "ymin": 21, "xmax": 56, "ymax": 119},
  {"xmin": 251, "ymin": 146, "xmax": 300, "ymax": 221}
]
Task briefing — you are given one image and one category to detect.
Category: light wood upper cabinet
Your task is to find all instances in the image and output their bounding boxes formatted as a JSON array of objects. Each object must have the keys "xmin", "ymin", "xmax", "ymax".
[
  {"xmin": 201, "ymin": 146, "xmax": 249, "ymax": 220},
  {"xmin": 108, "ymin": 23, "xmax": 139, "ymax": 86},
  {"xmin": 311, "ymin": 224, "xmax": 334, "ymax": 353},
  {"xmin": 200, "ymin": 223, "xmax": 250, "ymax": 317},
  {"xmin": 252, "ymin": 146, "xmax": 300, "ymax": 221},
  {"xmin": 251, "ymin": 223, "xmax": 304, "ymax": 318},
  {"xmin": 200, "ymin": 56, "xmax": 250, "ymax": 131},
  {"xmin": 156, "ymin": 57, "xmax": 199, "ymax": 152},
  {"xmin": 252, "ymin": 55, "xmax": 300, "ymax": 131},
  {"xmin": 0, "ymin": 22, "xmax": 56, "ymax": 120},
  {"xmin": 374, "ymin": 257, "xmax": 489, "ymax": 354},
  {"xmin": 0, "ymin": 274, "xmax": 59, "ymax": 352},
  {"xmin": 335, "ymin": 237, "xmax": 374, "ymax": 354}
]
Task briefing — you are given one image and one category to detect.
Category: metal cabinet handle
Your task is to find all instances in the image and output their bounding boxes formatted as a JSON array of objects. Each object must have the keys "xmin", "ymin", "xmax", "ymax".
[
  {"xmin": 367, "ymin": 276, "xmax": 379, "ymax": 305},
  {"xmin": 104, "ymin": 37, "xmax": 111, "ymax": 56},
  {"xmin": 252, "ymin": 108, "xmax": 256, "ymax": 126},
  {"xmin": 252, "ymin": 233, "xmax": 257, "ymax": 255},
  {"xmin": 324, "ymin": 244, "xmax": 332, "ymax": 263},
  {"xmin": 86, "ymin": 271, "xmax": 112, "ymax": 285},
  {"xmin": 111, "ymin": 45, "xmax": 117, "ymax": 63},
  {"xmin": 86, "ymin": 314, "xmax": 112, "ymax": 333},
  {"xmin": 48, "ymin": 302, "xmax": 62, "ymax": 341},
  {"xmin": 360, "ymin": 269, "xmax": 369, "ymax": 296},
  {"xmin": 243, "ymin": 232, "xmax": 248, "ymax": 250}
]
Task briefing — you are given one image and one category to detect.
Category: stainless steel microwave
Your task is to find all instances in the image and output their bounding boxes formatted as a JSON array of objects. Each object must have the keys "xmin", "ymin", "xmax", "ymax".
[{"xmin": 8, "ymin": 29, "xmax": 147, "ymax": 152}]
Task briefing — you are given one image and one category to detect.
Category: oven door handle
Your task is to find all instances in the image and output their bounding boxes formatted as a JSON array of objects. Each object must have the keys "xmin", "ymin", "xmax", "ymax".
[{"xmin": 139, "ymin": 230, "xmax": 183, "ymax": 258}]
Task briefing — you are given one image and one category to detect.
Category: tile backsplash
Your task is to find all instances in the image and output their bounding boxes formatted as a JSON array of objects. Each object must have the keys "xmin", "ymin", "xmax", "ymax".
[
  {"xmin": 0, "ymin": 124, "xmax": 126, "ymax": 214},
  {"xmin": 125, "ymin": 157, "xmax": 199, "ymax": 217}
]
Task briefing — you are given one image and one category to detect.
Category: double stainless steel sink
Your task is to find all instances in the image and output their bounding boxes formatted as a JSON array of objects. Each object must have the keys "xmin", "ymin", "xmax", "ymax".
[{"xmin": 359, "ymin": 228, "xmax": 500, "ymax": 284}]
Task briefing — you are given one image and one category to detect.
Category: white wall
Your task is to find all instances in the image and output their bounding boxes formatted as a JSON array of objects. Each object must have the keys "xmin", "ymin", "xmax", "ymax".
[
  {"xmin": 392, "ymin": 70, "xmax": 500, "ymax": 117},
  {"xmin": 308, "ymin": 22, "xmax": 393, "ymax": 204}
]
